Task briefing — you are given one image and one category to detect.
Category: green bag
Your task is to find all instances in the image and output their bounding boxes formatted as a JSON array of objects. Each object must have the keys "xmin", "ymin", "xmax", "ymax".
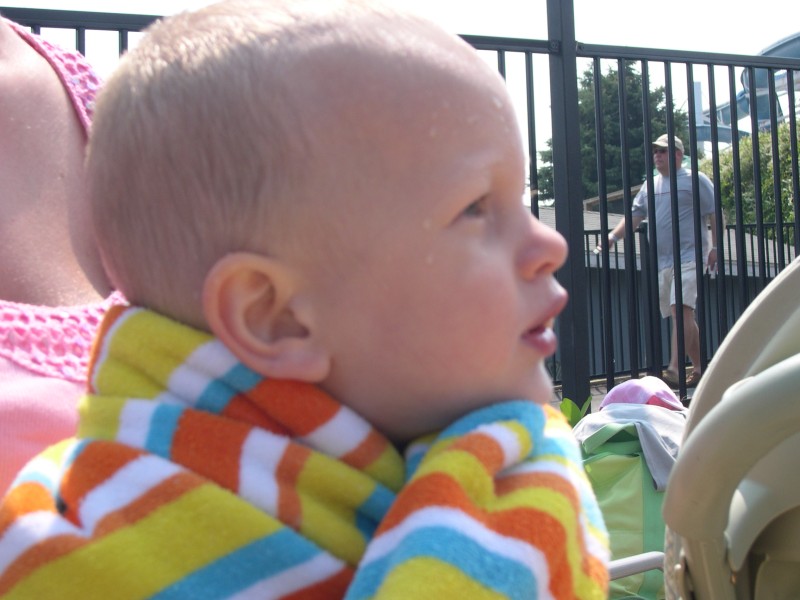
[{"xmin": 581, "ymin": 422, "xmax": 666, "ymax": 600}]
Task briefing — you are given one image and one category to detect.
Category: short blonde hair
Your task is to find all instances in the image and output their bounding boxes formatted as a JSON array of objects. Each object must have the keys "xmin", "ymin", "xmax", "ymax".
[{"xmin": 89, "ymin": 0, "xmax": 439, "ymax": 327}]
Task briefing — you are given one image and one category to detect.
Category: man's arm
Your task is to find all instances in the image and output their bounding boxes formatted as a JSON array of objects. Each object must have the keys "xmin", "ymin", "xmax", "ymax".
[
  {"xmin": 707, "ymin": 213, "xmax": 719, "ymax": 272},
  {"xmin": 595, "ymin": 214, "xmax": 645, "ymax": 253}
]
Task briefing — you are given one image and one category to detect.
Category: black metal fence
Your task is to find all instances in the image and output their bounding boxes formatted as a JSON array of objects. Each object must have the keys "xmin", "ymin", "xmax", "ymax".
[{"xmin": 4, "ymin": 3, "xmax": 798, "ymax": 408}]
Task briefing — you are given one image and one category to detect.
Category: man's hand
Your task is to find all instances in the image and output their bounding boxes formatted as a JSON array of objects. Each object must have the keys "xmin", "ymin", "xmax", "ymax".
[
  {"xmin": 594, "ymin": 232, "xmax": 619, "ymax": 255},
  {"xmin": 707, "ymin": 246, "xmax": 718, "ymax": 273}
]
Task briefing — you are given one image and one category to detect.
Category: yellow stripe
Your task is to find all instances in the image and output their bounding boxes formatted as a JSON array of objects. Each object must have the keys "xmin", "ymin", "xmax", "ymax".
[
  {"xmin": 362, "ymin": 447, "xmax": 404, "ymax": 492},
  {"xmin": 93, "ymin": 311, "xmax": 211, "ymax": 399},
  {"xmin": 295, "ymin": 453, "xmax": 373, "ymax": 563},
  {"xmin": 77, "ymin": 395, "xmax": 127, "ymax": 440},
  {"xmin": 371, "ymin": 557, "xmax": 506, "ymax": 600},
  {"xmin": 413, "ymin": 449, "xmax": 494, "ymax": 502},
  {"xmin": 5, "ymin": 483, "xmax": 282, "ymax": 600}
]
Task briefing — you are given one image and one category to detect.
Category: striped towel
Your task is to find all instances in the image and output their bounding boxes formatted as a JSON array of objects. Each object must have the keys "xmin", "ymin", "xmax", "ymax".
[{"xmin": 0, "ymin": 306, "xmax": 608, "ymax": 599}]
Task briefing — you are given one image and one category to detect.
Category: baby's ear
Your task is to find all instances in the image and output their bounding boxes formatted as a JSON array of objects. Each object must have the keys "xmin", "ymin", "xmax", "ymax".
[{"xmin": 202, "ymin": 252, "xmax": 330, "ymax": 382}]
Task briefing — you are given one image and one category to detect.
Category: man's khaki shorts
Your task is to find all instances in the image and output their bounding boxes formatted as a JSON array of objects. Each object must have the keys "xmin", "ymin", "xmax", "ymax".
[{"xmin": 659, "ymin": 262, "xmax": 698, "ymax": 318}]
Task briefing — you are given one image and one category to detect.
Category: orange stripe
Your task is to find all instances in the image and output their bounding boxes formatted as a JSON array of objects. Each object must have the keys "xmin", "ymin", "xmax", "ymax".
[
  {"xmin": 491, "ymin": 507, "xmax": 574, "ymax": 598},
  {"xmin": 0, "ymin": 482, "xmax": 57, "ymax": 536},
  {"xmin": 448, "ymin": 432, "xmax": 506, "ymax": 474},
  {"xmin": 276, "ymin": 443, "xmax": 311, "ymax": 529},
  {"xmin": 248, "ymin": 380, "xmax": 339, "ymax": 436},
  {"xmin": 340, "ymin": 429, "xmax": 388, "ymax": 470},
  {"xmin": 171, "ymin": 411, "xmax": 250, "ymax": 492},
  {"xmin": 376, "ymin": 473, "xmax": 480, "ymax": 534},
  {"xmin": 85, "ymin": 304, "xmax": 127, "ymax": 393},
  {"xmin": 222, "ymin": 393, "xmax": 289, "ymax": 435},
  {"xmin": 586, "ymin": 555, "xmax": 609, "ymax": 590},
  {"xmin": 496, "ymin": 471, "xmax": 581, "ymax": 509},
  {"xmin": 282, "ymin": 565, "xmax": 353, "ymax": 600}
]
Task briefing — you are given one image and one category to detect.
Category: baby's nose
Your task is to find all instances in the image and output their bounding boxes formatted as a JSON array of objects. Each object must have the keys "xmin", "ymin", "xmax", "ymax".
[{"xmin": 517, "ymin": 216, "xmax": 568, "ymax": 280}]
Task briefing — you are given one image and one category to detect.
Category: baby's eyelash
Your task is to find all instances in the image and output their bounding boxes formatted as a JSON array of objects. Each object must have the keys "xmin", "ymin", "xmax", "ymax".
[{"xmin": 462, "ymin": 197, "xmax": 488, "ymax": 217}]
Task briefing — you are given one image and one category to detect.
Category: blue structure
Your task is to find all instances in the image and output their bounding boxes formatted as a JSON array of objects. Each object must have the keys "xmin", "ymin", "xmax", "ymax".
[{"xmin": 702, "ymin": 31, "xmax": 800, "ymax": 139}]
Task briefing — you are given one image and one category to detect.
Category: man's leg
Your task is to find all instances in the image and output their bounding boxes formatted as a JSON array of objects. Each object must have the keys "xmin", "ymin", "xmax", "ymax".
[
  {"xmin": 683, "ymin": 304, "xmax": 701, "ymax": 374},
  {"xmin": 669, "ymin": 303, "xmax": 701, "ymax": 376}
]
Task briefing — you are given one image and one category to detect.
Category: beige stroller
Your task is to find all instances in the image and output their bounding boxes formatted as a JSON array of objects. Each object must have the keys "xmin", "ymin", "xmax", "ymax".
[{"xmin": 657, "ymin": 256, "xmax": 800, "ymax": 599}]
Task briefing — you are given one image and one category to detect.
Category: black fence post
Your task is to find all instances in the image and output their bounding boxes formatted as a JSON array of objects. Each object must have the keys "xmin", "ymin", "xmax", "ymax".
[{"xmin": 547, "ymin": 0, "xmax": 591, "ymax": 410}]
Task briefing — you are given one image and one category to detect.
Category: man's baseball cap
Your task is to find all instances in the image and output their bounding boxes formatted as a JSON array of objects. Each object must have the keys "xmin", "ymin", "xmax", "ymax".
[{"xmin": 653, "ymin": 133, "xmax": 684, "ymax": 153}]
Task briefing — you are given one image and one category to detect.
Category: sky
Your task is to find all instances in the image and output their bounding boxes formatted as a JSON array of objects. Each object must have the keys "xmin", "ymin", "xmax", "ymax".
[
  {"xmin": 2, "ymin": 0, "xmax": 797, "ymax": 57},
  {"xmin": 4, "ymin": 0, "xmax": 797, "ymax": 191}
]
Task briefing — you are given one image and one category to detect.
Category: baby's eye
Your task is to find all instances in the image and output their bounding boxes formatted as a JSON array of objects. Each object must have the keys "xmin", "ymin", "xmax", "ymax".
[{"xmin": 462, "ymin": 196, "xmax": 488, "ymax": 218}]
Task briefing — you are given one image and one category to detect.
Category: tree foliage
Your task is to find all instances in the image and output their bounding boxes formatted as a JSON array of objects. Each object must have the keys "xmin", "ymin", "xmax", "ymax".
[
  {"xmin": 537, "ymin": 61, "xmax": 688, "ymax": 203},
  {"xmin": 699, "ymin": 122, "xmax": 799, "ymax": 228}
]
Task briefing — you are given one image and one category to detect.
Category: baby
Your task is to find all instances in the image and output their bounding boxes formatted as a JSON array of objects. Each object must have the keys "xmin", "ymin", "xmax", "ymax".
[{"xmin": 0, "ymin": 1, "xmax": 608, "ymax": 598}]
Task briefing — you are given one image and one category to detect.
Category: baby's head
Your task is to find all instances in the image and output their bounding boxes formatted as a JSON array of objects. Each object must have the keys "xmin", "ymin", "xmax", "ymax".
[{"xmin": 88, "ymin": 0, "xmax": 568, "ymax": 442}]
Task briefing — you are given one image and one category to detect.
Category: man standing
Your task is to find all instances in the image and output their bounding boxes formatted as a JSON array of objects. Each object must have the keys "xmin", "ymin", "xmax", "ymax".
[{"xmin": 605, "ymin": 134, "xmax": 717, "ymax": 388}]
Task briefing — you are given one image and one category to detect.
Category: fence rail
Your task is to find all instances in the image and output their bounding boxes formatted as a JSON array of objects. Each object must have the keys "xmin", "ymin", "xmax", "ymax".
[{"xmin": 4, "ymin": 3, "xmax": 798, "ymax": 407}]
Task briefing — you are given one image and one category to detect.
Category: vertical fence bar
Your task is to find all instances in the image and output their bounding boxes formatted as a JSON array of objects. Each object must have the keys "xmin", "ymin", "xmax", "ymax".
[
  {"xmin": 664, "ymin": 63, "xmax": 689, "ymax": 394},
  {"xmin": 788, "ymin": 70, "xmax": 800, "ymax": 253},
  {"xmin": 75, "ymin": 25, "xmax": 85, "ymax": 54},
  {"xmin": 496, "ymin": 49, "xmax": 506, "ymax": 79},
  {"xmin": 747, "ymin": 66, "xmax": 768, "ymax": 290},
  {"xmin": 547, "ymin": 0, "xmax": 591, "ymax": 410},
  {"xmin": 640, "ymin": 60, "xmax": 663, "ymax": 376},
  {"xmin": 768, "ymin": 70, "xmax": 786, "ymax": 271},
  {"xmin": 525, "ymin": 52, "xmax": 540, "ymax": 220},
  {"xmin": 686, "ymin": 63, "xmax": 709, "ymax": 375},
  {"xmin": 728, "ymin": 65, "xmax": 749, "ymax": 312},
  {"xmin": 592, "ymin": 57, "xmax": 616, "ymax": 389},
  {"xmin": 706, "ymin": 65, "xmax": 730, "ymax": 343},
  {"xmin": 617, "ymin": 59, "xmax": 641, "ymax": 377}
]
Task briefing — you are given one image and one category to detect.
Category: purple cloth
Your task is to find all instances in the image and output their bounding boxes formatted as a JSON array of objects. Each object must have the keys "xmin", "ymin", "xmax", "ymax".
[{"xmin": 599, "ymin": 376, "xmax": 684, "ymax": 412}]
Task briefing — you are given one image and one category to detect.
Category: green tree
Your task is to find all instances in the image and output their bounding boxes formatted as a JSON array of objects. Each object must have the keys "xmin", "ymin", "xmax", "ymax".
[
  {"xmin": 537, "ymin": 61, "xmax": 689, "ymax": 203},
  {"xmin": 699, "ymin": 122, "xmax": 799, "ymax": 229}
]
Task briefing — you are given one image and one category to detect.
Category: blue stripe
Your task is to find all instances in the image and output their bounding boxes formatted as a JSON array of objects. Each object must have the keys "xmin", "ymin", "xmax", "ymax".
[
  {"xmin": 439, "ymin": 401, "xmax": 546, "ymax": 449},
  {"xmin": 145, "ymin": 404, "xmax": 184, "ymax": 459},
  {"xmin": 150, "ymin": 528, "xmax": 331, "ymax": 599},
  {"xmin": 222, "ymin": 363, "xmax": 263, "ymax": 393},
  {"xmin": 195, "ymin": 364, "xmax": 261, "ymax": 414},
  {"xmin": 355, "ymin": 485, "xmax": 395, "ymax": 540},
  {"xmin": 345, "ymin": 527, "xmax": 537, "ymax": 600},
  {"xmin": 195, "ymin": 380, "xmax": 237, "ymax": 414}
]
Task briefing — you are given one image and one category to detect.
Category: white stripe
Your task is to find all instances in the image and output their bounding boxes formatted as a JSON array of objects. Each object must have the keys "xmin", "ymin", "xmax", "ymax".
[
  {"xmin": 184, "ymin": 340, "xmax": 239, "ymax": 381},
  {"xmin": 0, "ymin": 511, "xmax": 82, "ymax": 573},
  {"xmin": 300, "ymin": 408, "xmax": 372, "ymax": 458},
  {"xmin": 165, "ymin": 366, "xmax": 214, "ymax": 408},
  {"xmin": 117, "ymin": 401, "xmax": 159, "ymax": 448},
  {"xmin": 583, "ymin": 517, "xmax": 611, "ymax": 563},
  {"xmin": 79, "ymin": 455, "xmax": 183, "ymax": 534},
  {"xmin": 360, "ymin": 505, "xmax": 550, "ymax": 598},
  {"xmin": 229, "ymin": 552, "xmax": 345, "ymax": 600},
  {"xmin": 238, "ymin": 430, "xmax": 288, "ymax": 514},
  {"xmin": 162, "ymin": 341, "xmax": 238, "ymax": 407},
  {"xmin": 474, "ymin": 422, "xmax": 523, "ymax": 468}
]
